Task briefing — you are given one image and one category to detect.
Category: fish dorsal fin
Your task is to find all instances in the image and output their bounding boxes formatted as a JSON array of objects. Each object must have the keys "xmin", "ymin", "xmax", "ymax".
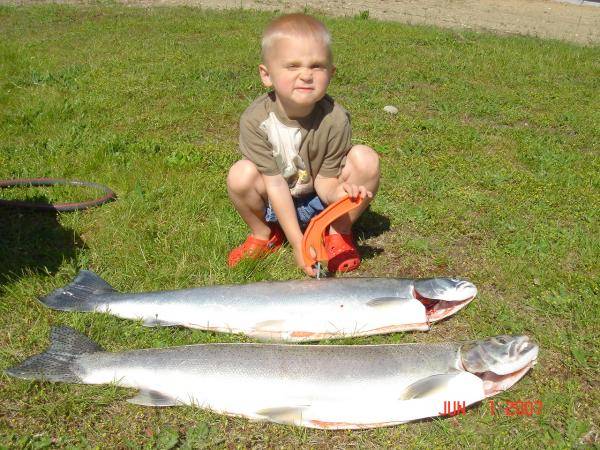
[
  {"xmin": 366, "ymin": 297, "xmax": 414, "ymax": 308},
  {"xmin": 128, "ymin": 389, "xmax": 179, "ymax": 407},
  {"xmin": 142, "ymin": 317, "xmax": 179, "ymax": 327},
  {"xmin": 256, "ymin": 406, "xmax": 308, "ymax": 425},
  {"xmin": 398, "ymin": 372, "xmax": 484, "ymax": 400}
]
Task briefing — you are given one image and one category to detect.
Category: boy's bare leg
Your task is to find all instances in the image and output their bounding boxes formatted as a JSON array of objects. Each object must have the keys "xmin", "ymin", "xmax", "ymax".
[
  {"xmin": 229, "ymin": 145, "xmax": 379, "ymax": 238},
  {"xmin": 329, "ymin": 145, "xmax": 380, "ymax": 235},
  {"xmin": 227, "ymin": 160, "xmax": 272, "ymax": 240}
]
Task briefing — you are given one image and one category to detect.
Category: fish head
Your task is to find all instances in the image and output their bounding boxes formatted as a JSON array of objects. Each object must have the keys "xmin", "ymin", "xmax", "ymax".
[
  {"xmin": 413, "ymin": 278, "xmax": 478, "ymax": 322},
  {"xmin": 414, "ymin": 278, "xmax": 477, "ymax": 302},
  {"xmin": 459, "ymin": 335, "xmax": 539, "ymax": 397}
]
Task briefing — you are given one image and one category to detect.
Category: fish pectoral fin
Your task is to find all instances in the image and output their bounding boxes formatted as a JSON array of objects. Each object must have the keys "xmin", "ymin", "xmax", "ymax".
[
  {"xmin": 253, "ymin": 320, "xmax": 287, "ymax": 332},
  {"xmin": 127, "ymin": 389, "xmax": 179, "ymax": 407},
  {"xmin": 256, "ymin": 406, "xmax": 309, "ymax": 425},
  {"xmin": 398, "ymin": 372, "xmax": 483, "ymax": 400},
  {"xmin": 142, "ymin": 317, "xmax": 178, "ymax": 327},
  {"xmin": 366, "ymin": 297, "xmax": 414, "ymax": 308}
]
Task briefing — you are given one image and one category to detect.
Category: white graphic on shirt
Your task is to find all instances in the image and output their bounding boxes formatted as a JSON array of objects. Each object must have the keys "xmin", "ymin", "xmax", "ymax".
[{"xmin": 259, "ymin": 112, "xmax": 314, "ymax": 197}]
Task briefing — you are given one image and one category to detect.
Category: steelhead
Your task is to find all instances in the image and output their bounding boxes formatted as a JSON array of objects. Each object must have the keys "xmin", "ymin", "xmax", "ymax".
[
  {"xmin": 38, "ymin": 270, "xmax": 477, "ymax": 341},
  {"xmin": 7, "ymin": 327, "xmax": 538, "ymax": 429}
]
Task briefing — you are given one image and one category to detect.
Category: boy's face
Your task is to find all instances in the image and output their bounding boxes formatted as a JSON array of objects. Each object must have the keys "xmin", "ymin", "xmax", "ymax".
[{"xmin": 259, "ymin": 35, "xmax": 335, "ymax": 119}]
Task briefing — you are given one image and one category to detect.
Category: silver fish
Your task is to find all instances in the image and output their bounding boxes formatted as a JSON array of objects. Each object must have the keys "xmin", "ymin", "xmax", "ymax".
[
  {"xmin": 38, "ymin": 271, "xmax": 477, "ymax": 341},
  {"xmin": 7, "ymin": 327, "xmax": 538, "ymax": 429}
]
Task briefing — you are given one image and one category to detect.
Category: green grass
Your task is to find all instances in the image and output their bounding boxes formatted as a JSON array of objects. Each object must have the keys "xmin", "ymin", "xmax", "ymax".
[{"xmin": 1, "ymin": 3, "xmax": 599, "ymax": 448}]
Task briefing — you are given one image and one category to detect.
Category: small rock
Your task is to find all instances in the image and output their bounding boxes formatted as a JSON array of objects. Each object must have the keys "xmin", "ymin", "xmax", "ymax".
[{"xmin": 383, "ymin": 105, "xmax": 398, "ymax": 114}]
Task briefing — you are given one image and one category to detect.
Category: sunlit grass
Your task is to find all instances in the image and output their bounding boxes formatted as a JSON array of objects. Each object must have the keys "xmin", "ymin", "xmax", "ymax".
[{"xmin": 0, "ymin": 4, "xmax": 598, "ymax": 448}]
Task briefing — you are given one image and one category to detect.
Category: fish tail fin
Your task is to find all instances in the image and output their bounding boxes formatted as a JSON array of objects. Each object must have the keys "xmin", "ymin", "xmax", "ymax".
[
  {"xmin": 39, "ymin": 270, "xmax": 117, "ymax": 312},
  {"xmin": 6, "ymin": 326, "xmax": 104, "ymax": 382}
]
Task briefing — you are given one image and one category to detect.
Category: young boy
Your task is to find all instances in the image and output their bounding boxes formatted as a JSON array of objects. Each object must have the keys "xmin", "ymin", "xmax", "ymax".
[{"xmin": 227, "ymin": 14, "xmax": 380, "ymax": 276}]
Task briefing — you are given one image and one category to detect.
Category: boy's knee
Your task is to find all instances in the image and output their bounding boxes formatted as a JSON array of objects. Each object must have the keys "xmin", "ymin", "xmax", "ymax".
[
  {"xmin": 347, "ymin": 145, "xmax": 380, "ymax": 179},
  {"xmin": 227, "ymin": 160, "xmax": 260, "ymax": 192}
]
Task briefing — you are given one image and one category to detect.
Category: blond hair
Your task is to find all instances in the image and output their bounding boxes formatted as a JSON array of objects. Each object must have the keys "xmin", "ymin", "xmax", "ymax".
[{"xmin": 261, "ymin": 14, "xmax": 332, "ymax": 64}]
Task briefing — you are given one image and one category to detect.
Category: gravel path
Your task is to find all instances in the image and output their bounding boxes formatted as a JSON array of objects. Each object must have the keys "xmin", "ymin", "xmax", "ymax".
[
  {"xmin": 126, "ymin": 0, "xmax": 600, "ymax": 45},
  {"xmin": 3, "ymin": 0, "xmax": 599, "ymax": 44}
]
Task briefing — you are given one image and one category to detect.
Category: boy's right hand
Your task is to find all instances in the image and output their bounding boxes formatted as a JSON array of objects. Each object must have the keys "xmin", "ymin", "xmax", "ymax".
[
  {"xmin": 263, "ymin": 174, "xmax": 318, "ymax": 277},
  {"xmin": 292, "ymin": 244, "xmax": 317, "ymax": 277}
]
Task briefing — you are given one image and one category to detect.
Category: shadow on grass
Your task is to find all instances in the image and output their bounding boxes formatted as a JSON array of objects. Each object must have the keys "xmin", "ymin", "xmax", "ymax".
[
  {"xmin": 354, "ymin": 208, "xmax": 390, "ymax": 261},
  {"xmin": 0, "ymin": 196, "xmax": 85, "ymax": 284}
]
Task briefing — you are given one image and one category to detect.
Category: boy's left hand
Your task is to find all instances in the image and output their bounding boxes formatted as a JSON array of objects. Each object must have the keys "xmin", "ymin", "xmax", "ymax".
[
  {"xmin": 315, "ymin": 175, "xmax": 373, "ymax": 205},
  {"xmin": 339, "ymin": 182, "xmax": 373, "ymax": 201}
]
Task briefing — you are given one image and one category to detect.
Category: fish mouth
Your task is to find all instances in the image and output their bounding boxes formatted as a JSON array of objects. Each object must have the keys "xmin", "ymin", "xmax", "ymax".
[
  {"xmin": 412, "ymin": 278, "xmax": 477, "ymax": 322},
  {"xmin": 422, "ymin": 298, "xmax": 474, "ymax": 322},
  {"xmin": 479, "ymin": 360, "xmax": 537, "ymax": 397}
]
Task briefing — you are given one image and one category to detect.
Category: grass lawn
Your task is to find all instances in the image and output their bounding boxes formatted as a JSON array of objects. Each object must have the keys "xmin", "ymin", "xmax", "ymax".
[{"xmin": 0, "ymin": 3, "xmax": 598, "ymax": 448}]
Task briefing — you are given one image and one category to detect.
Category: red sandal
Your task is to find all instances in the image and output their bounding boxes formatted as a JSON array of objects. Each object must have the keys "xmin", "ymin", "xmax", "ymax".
[
  {"xmin": 228, "ymin": 225, "xmax": 285, "ymax": 267},
  {"xmin": 324, "ymin": 232, "xmax": 360, "ymax": 273}
]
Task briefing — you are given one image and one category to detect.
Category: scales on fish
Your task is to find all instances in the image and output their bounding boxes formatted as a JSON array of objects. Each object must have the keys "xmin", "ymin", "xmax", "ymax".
[
  {"xmin": 38, "ymin": 270, "xmax": 477, "ymax": 341},
  {"xmin": 6, "ymin": 327, "xmax": 538, "ymax": 429}
]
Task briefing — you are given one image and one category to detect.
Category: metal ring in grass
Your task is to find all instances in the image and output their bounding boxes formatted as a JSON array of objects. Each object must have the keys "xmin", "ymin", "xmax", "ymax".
[{"xmin": 0, "ymin": 178, "xmax": 116, "ymax": 212}]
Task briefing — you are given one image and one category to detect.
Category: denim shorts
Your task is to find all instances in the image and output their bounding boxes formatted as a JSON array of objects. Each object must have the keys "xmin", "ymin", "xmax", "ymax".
[{"xmin": 265, "ymin": 195, "xmax": 325, "ymax": 228}]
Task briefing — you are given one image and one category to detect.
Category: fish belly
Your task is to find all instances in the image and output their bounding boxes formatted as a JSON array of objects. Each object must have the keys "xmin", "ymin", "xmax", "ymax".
[
  {"xmin": 76, "ymin": 345, "xmax": 476, "ymax": 429},
  {"xmin": 98, "ymin": 295, "xmax": 429, "ymax": 341}
]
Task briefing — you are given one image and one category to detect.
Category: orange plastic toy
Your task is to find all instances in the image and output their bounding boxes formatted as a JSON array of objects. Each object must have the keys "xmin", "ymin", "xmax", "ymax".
[{"xmin": 302, "ymin": 195, "xmax": 364, "ymax": 270}]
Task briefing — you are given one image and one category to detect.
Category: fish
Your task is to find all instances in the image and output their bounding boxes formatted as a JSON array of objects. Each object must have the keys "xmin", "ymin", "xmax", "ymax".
[
  {"xmin": 6, "ymin": 327, "xmax": 538, "ymax": 429},
  {"xmin": 37, "ymin": 270, "xmax": 477, "ymax": 341}
]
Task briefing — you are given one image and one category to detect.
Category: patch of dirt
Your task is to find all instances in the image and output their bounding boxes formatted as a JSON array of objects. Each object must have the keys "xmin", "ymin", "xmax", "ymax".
[
  {"xmin": 56, "ymin": 0, "xmax": 600, "ymax": 45},
  {"xmin": 5, "ymin": 0, "xmax": 599, "ymax": 43}
]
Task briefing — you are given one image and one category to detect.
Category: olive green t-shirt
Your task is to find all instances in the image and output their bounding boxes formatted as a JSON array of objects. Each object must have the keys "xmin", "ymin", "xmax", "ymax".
[{"xmin": 239, "ymin": 92, "xmax": 352, "ymax": 197}]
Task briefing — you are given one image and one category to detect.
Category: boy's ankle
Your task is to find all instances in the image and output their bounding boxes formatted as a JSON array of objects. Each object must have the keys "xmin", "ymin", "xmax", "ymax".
[
  {"xmin": 327, "ymin": 227, "xmax": 352, "ymax": 236},
  {"xmin": 227, "ymin": 225, "xmax": 285, "ymax": 268},
  {"xmin": 250, "ymin": 223, "xmax": 278, "ymax": 241}
]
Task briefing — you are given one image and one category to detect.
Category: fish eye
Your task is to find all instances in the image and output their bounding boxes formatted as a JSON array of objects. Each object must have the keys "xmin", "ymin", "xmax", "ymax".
[{"xmin": 496, "ymin": 335, "xmax": 511, "ymax": 344}]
